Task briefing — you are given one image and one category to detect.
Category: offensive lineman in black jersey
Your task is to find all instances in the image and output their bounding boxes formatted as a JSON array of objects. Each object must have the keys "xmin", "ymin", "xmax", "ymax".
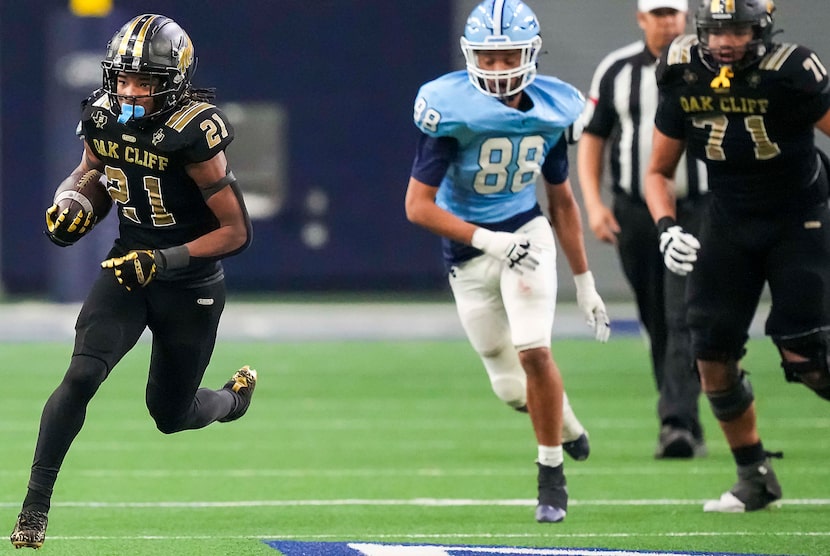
[
  {"xmin": 11, "ymin": 15, "xmax": 255, "ymax": 548},
  {"xmin": 645, "ymin": 0, "xmax": 830, "ymax": 512}
]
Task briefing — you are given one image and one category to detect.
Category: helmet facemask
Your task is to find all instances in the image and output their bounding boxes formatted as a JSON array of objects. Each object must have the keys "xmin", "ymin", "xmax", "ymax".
[
  {"xmin": 697, "ymin": 22, "xmax": 768, "ymax": 69},
  {"xmin": 460, "ymin": 35, "xmax": 541, "ymax": 99},
  {"xmin": 102, "ymin": 67, "xmax": 184, "ymax": 123}
]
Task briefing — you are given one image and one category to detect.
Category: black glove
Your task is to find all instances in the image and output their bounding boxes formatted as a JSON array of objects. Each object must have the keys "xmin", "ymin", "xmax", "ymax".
[
  {"xmin": 101, "ymin": 250, "xmax": 157, "ymax": 291},
  {"xmin": 45, "ymin": 203, "xmax": 95, "ymax": 247}
]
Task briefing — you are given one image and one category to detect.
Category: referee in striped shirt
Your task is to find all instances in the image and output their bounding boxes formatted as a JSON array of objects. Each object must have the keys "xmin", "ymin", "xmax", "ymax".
[{"xmin": 577, "ymin": 0, "xmax": 709, "ymax": 459}]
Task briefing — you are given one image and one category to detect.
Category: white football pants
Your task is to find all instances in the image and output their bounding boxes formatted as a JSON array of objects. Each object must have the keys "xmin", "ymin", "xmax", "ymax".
[{"xmin": 448, "ymin": 216, "xmax": 584, "ymax": 440}]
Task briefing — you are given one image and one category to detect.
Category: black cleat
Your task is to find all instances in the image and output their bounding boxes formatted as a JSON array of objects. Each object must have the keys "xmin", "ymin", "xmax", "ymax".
[
  {"xmin": 218, "ymin": 365, "xmax": 257, "ymax": 423},
  {"xmin": 535, "ymin": 462, "xmax": 567, "ymax": 523},
  {"xmin": 563, "ymin": 432, "xmax": 590, "ymax": 461},
  {"xmin": 655, "ymin": 425, "xmax": 706, "ymax": 459},
  {"xmin": 704, "ymin": 456, "xmax": 783, "ymax": 512},
  {"xmin": 10, "ymin": 510, "xmax": 48, "ymax": 549}
]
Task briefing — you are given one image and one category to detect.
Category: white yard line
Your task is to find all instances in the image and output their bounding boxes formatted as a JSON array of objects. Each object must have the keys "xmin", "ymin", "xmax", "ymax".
[
  {"xmin": 0, "ymin": 465, "xmax": 826, "ymax": 478},
  {"xmin": 1, "ymin": 498, "xmax": 829, "ymax": 508}
]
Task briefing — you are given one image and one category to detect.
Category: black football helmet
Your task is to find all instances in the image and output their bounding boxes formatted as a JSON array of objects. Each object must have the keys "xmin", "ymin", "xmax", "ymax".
[
  {"xmin": 101, "ymin": 14, "xmax": 196, "ymax": 121},
  {"xmin": 695, "ymin": 0, "xmax": 775, "ymax": 70}
]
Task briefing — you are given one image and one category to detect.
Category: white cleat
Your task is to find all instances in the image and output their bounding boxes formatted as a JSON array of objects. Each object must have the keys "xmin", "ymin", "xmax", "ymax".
[
  {"xmin": 704, "ymin": 491, "xmax": 747, "ymax": 513},
  {"xmin": 704, "ymin": 490, "xmax": 782, "ymax": 513}
]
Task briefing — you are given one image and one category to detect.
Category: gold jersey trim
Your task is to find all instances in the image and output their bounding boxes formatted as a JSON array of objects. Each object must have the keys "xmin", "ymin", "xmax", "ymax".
[
  {"xmin": 164, "ymin": 101, "xmax": 213, "ymax": 132},
  {"xmin": 91, "ymin": 94, "xmax": 112, "ymax": 110},
  {"xmin": 759, "ymin": 43, "xmax": 798, "ymax": 71},
  {"xmin": 667, "ymin": 35, "xmax": 698, "ymax": 66}
]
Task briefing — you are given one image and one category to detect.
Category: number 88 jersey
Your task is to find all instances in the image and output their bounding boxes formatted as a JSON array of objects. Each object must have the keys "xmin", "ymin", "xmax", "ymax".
[
  {"xmin": 656, "ymin": 35, "xmax": 830, "ymax": 213},
  {"xmin": 412, "ymin": 70, "xmax": 584, "ymax": 223},
  {"xmin": 79, "ymin": 89, "xmax": 234, "ymax": 250}
]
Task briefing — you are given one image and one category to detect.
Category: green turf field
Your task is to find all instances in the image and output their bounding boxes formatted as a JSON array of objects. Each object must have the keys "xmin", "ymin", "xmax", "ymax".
[{"xmin": 1, "ymin": 337, "xmax": 828, "ymax": 555}]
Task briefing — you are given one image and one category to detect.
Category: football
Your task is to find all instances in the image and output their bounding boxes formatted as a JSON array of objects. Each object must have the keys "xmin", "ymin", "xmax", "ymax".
[
  {"xmin": 54, "ymin": 169, "xmax": 113, "ymax": 221},
  {"xmin": 48, "ymin": 169, "xmax": 113, "ymax": 245}
]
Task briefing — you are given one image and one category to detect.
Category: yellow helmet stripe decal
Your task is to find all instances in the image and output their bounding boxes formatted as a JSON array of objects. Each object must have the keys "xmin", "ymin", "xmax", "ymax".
[{"xmin": 117, "ymin": 14, "xmax": 159, "ymax": 59}]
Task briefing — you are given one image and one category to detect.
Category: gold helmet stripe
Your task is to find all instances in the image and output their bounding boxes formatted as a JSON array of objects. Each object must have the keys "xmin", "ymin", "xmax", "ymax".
[{"xmin": 117, "ymin": 14, "xmax": 160, "ymax": 59}]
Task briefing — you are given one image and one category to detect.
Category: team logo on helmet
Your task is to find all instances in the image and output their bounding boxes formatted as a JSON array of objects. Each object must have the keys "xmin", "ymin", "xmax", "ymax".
[
  {"xmin": 710, "ymin": 0, "xmax": 736, "ymax": 16},
  {"xmin": 175, "ymin": 33, "xmax": 195, "ymax": 78}
]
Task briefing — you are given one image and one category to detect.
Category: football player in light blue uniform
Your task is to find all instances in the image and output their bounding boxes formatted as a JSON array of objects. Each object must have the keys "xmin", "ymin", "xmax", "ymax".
[{"xmin": 405, "ymin": 0, "xmax": 610, "ymax": 523}]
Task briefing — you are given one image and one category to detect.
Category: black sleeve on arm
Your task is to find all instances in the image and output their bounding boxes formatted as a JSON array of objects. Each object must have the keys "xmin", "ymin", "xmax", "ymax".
[
  {"xmin": 541, "ymin": 135, "xmax": 569, "ymax": 184},
  {"xmin": 225, "ymin": 178, "xmax": 253, "ymax": 256},
  {"xmin": 188, "ymin": 173, "xmax": 253, "ymax": 266},
  {"xmin": 654, "ymin": 88, "xmax": 686, "ymax": 140},
  {"xmin": 410, "ymin": 133, "xmax": 458, "ymax": 186}
]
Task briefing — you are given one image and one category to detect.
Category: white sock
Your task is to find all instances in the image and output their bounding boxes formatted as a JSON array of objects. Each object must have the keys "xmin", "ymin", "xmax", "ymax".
[{"xmin": 538, "ymin": 445, "xmax": 564, "ymax": 468}]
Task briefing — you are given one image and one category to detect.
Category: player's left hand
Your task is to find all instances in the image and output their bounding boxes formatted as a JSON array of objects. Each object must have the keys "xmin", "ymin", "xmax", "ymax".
[
  {"xmin": 101, "ymin": 250, "xmax": 156, "ymax": 291},
  {"xmin": 574, "ymin": 271, "xmax": 611, "ymax": 343},
  {"xmin": 659, "ymin": 224, "xmax": 700, "ymax": 276}
]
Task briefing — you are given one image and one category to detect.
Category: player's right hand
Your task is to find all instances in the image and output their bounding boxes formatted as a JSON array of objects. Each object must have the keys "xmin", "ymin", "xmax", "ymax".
[
  {"xmin": 586, "ymin": 203, "xmax": 620, "ymax": 245},
  {"xmin": 45, "ymin": 203, "xmax": 91, "ymax": 247},
  {"xmin": 659, "ymin": 224, "xmax": 700, "ymax": 276},
  {"xmin": 471, "ymin": 228, "xmax": 540, "ymax": 274}
]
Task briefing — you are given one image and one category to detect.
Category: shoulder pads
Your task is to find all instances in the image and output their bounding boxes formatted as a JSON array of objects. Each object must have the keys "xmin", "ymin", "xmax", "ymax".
[{"xmin": 665, "ymin": 35, "xmax": 699, "ymax": 67}]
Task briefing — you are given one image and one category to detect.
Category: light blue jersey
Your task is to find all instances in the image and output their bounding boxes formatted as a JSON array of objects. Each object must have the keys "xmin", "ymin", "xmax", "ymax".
[{"xmin": 413, "ymin": 70, "xmax": 584, "ymax": 223}]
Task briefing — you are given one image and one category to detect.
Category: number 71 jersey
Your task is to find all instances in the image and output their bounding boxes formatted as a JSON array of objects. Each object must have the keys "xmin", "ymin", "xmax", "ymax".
[
  {"xmin": 656, "ymin": 35, "xmax": 830, "ymax": 212},
  {"xmin": 412, "ymin": 71, "xmax": 584, "ymax": 223},
  {"xmin": 78, "ymin": 90, "xmax": 234, "ymax": 248}
]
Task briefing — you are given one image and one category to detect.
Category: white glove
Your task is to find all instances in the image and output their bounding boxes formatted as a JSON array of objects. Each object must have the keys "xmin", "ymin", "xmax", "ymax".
[
  {"xmin": 471, "ymin": 228, "xmax": 539, "ymax": 274},
  {"xmin": 659, "ymin": 225, "xmax": 700, "ymax": 276},
  {"xmin": 574, "ymin": 271, "xmax": 611, "ymax": 343}
]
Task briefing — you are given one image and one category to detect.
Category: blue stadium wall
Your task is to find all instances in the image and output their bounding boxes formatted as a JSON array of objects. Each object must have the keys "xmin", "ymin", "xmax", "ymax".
[{"xmin": 0, "ymin": 1, "xmax": 454, "ymax": 299}]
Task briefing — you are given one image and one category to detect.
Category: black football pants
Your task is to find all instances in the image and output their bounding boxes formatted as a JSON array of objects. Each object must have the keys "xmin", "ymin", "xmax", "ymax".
[
  {"xmin": 688, "ymin": 197, "xmax": 830, "ymax": 360},
  {"xmin": 24, "ymin": 268, "xmax": 233, "ymax": 512}
]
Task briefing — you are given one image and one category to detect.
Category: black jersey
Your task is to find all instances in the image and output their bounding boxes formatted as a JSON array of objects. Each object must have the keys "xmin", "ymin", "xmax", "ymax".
[
  {"xmin": 656, "ymin": 35, "xmax": 830, "ymax": 213},
  {"xmin": 79, "ymin": 90, "xmax": 234, "ymax": 281}
]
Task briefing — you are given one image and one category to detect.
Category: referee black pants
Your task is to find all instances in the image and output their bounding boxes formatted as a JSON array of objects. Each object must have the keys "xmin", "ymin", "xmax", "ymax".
[{"xmin": 613, "ymin": 193, "xmax": 707, "ymax": 438}]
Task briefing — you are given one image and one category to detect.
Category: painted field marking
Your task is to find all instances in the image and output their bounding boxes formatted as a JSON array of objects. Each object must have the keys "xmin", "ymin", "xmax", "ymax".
[{"xmin": 0, "ymin": 497, "xmax": 829, "ymax": 508}]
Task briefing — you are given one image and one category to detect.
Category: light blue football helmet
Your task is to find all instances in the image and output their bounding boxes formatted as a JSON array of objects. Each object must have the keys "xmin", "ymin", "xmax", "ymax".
[{"xmin": 460, "ymin": 0, "xmax": 542, "ymax": 99}]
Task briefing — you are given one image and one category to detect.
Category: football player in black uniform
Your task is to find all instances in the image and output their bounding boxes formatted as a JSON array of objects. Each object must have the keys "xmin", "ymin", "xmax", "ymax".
[
  {"xmin": 11, "ymin": 14, "xmax": 255, "ymax": 548},
  {"xmin": 645, "ymin": 0, "xmax": 830, "ymax": 512}
]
